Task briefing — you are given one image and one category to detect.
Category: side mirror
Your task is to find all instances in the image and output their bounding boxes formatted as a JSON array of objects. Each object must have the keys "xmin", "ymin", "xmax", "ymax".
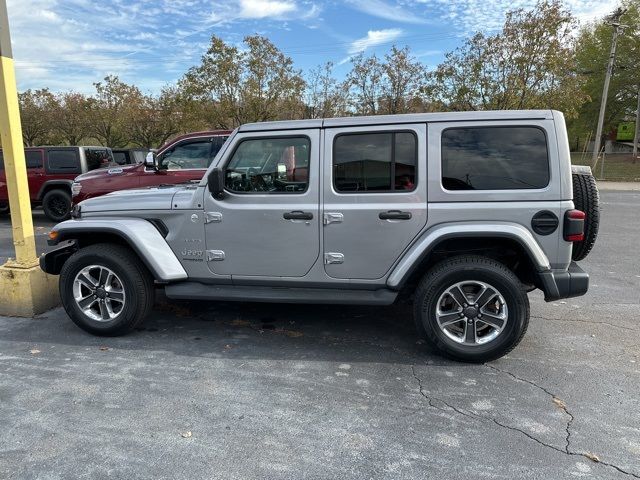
[
  {"xmin": 144, "ymin": 151, "xmax": 156, "ymax": 168},
  {"xmin": 208, "ymin": 167, "xmax": 225, "ymax": 200}
]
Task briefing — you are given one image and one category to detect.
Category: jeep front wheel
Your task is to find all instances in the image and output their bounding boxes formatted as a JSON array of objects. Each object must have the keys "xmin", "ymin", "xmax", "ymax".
[
  {"xmin": 42, "ymin": 189, "xmax": 72, "ymax": 222},
  {"xmin": 59, "ymin": 244, "xmax": 154, "ymax": 336},
  {"xmin": 414, "ymin": 255, "xmax": 529, "ymax": 363},
  {"xmin": 0, "ymin": 203, "xmax": 9, "ymax": 216}
]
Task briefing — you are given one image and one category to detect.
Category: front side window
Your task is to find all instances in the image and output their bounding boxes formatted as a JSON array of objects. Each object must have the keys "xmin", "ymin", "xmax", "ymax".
[
  {"xmin": 441, "ymin": 127, "xmax": 549, "ymax": 190},
  {"xmin": 47, "ymin": 150, "xmax": 80, "ymax": 174},
  {"xmin": 159, "ymin": 141, "xmax": 211, "ymax": 170},
  {"xmin": 225, "ymin": 137, "xmax": 310, "ymax": 193},
  {"xmin": 333, "ymin": 132, "xmax": 417, "ymax": 192},
  {"xmin": 85, "ymin": 148, "xmax": 113, "ymax": 171},
  {"xmin": 113, "ymin": 151, "xmax": 128, "ymax": 165}
]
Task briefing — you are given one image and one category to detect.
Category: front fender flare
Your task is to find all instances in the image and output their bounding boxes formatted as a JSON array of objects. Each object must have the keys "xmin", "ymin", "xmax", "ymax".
[
  {"xmin": 386, "ymin": 222, "xmax": 551, "ymax": 289},
  {"xmin": 47, "ymin": 217, "xmax": 188, "ymax": 281}
]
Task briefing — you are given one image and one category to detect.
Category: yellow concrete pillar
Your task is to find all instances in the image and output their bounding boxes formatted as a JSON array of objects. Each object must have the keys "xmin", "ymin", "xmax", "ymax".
[{"xmin": 0, "ymin": 0, "xmax": 58, "ymax": 316}]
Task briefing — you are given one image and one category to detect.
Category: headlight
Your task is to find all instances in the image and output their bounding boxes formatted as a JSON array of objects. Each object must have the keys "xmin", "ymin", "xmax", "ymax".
[{"xmin": 71, "ymin": 182, "xmax": 82, "ymax": 197}]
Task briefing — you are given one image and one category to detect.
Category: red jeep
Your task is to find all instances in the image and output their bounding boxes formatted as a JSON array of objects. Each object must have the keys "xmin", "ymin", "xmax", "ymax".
[
  {"xmin": 72, "ymin": 131, "xmax": 231, "ymax": 204},
  {"xmin": 0, "ymin": 146, "xmax": 114, "ymax": 221}
]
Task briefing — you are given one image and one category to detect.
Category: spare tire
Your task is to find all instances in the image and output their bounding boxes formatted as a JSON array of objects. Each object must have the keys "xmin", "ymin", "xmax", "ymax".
[{"xmin": 571, "ymin": 167, "xmax": 600, "ymax": 261}]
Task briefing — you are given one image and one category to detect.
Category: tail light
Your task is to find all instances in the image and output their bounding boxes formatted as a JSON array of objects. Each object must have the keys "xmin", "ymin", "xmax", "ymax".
[{"xmin": 564, "ymin": 209, "xmax": 585, "ymax": 242}]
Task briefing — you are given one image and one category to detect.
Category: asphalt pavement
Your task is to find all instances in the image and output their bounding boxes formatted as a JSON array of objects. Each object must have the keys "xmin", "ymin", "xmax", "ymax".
[{"xmin": 0, "ymin": 191, "xmax": 639, "ymax": 479}]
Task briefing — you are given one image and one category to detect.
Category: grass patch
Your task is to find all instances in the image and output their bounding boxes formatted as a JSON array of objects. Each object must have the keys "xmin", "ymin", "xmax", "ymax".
[{"xmin": 571, "ymin": 152, "xmax": 640, "ymax": 182}]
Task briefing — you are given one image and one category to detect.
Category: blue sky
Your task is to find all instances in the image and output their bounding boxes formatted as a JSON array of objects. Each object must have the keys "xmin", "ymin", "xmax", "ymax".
[{"xmin": 7, "ymin": 0, "xmax": 617, "ymax": 95}]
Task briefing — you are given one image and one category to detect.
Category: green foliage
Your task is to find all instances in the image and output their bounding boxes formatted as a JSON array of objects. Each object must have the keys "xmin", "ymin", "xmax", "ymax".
[
  {"xmin": 572, "ymin": 0, "xmax": 640, "ymax": 142},
  {"xmin": 431, "ymin": 0, "xmax": 588, "ymax": 117},
  {"xmin": 179, "ymin": 35, "xmax": 305, "ymax": 128},
  {"xmin": 15, "ymin": 0, "xmax": 638, "ymax": 151}
]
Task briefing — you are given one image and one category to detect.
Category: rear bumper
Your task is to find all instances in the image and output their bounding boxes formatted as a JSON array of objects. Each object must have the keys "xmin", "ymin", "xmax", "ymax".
[{"xmin": 539, "ymin": 262, "xmax": 589, "ymax": 302}]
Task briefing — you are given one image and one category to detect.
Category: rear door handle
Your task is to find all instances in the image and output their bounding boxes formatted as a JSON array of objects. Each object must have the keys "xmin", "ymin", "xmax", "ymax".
[
  {"xmin": 283, "ymin": 210, "xmax": 313, "ymax": 220},
  {"xmin": 379, "ymin": 210, "xmax": 412, "ymax": 220}
]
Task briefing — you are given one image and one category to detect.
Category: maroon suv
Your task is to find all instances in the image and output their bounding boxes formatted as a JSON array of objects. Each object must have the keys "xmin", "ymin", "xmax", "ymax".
[
  {"xmin": 0, "ymin": 146, "xmax": 114, "ymax": 221},
  {"xmin": 72, "ymin": 131, "xmax": 231, "ymax": 204}
]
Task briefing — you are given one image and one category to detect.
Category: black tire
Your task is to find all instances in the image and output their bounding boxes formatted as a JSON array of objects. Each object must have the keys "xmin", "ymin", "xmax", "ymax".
[
  {"xmin": 42, "ymin": 189, "xmax": 72, "ymax": 222},
  {"xmin": 0, "ymin": 203, "xmax": 9, "ymax": 216},
  {"xmin": 571, "ymin": 173, "xmax": 600, "ymax": 261},
  {"xmin": 414, "ymin": 255, "xmax": 530, "ymax": 363},
  {"xmin": 59, "ymin": 243, "xmax": 154, "ymax": 336}
]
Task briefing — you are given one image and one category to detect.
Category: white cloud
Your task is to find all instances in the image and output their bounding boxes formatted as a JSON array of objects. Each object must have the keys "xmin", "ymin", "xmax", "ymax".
[
  {"xmin": 238, "ymin": 0, "xmax": 297, "ymax": 19},
  {"xmin": 408, "ymin": 0, "xmax": 619, "ymax": 34},
  {"xmin": 348, "ymin": 28, "xmax": 404, "ymax": 54},
  {"xmin": 347, "ymin": 0, "xmax": 428, "ymax": 24}
]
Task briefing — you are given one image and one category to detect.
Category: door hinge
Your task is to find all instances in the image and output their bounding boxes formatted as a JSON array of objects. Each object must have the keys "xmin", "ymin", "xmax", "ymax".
[
  {"xmin": 324, "ymin": 252, "xmax": 344, "ymax": 264},
  {"xmin": 323, "ymin": 212, "xmax": 344, "ymax": 225},
  {"xmin": 205, "ymin": 212, "xmax": 223, "ymax": 224},
  {"xmin": 206, "ymin": 250, "xmax": 225, "ymax": 261}
]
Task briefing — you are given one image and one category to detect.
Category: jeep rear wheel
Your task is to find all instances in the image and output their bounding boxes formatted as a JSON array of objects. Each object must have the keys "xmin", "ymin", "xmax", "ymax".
[
  {"xmin": 42, "ymin": 189, "xmax": 72, "ymax": 222},
  {"xmin": 59, "ymin": 244, "xmax": 154, "ymax": 336},
  {"xmin": 414, "ymin": 255, "xmax": 529, "ymax": 363}
]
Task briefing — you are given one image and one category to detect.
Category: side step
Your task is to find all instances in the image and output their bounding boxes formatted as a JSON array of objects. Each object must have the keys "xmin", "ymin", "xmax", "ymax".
[{"xmin": 164, "ymin": 282, "xmax": 398, "ymax": 305}]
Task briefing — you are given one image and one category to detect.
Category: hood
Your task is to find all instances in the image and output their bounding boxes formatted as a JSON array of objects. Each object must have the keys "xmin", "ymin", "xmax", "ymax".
[
  {"xmin": 79, "ymin": 185, "xmax": 185, "ymax": 213},
  {"xmin": 75, "ymin": 163, "xmax": 144, "ymax": 182}
]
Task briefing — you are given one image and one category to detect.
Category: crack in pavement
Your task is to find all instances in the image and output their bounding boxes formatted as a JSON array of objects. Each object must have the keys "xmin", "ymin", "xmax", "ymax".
[
  {"xmin": 411, "ymin": 365, "xmax": 640, "ymax": 479},
  {"xmin": 485, "ymin": 364, "xmax": 574, "ymax": 454}
]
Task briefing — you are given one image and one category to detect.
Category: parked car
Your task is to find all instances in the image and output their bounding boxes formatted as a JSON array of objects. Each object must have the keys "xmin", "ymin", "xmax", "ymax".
[
  {"xmin": 71, "ymin": 131, "xmax": 231, "ymax": 204},
  {"xmin": 42, "ymin": 110, "xmax": 599, "ymax": 362},
  {"xmin": 112, "ymin": 148, "xmax": 149, "ymax": 165},
  {"xmin": 0, "ymin": 146, "xmax": 114, "ymax": 221}
]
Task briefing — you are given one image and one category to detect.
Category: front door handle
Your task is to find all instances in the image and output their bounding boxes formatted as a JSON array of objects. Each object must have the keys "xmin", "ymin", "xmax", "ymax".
[
  {"xmin": 283, "ymin": 210, "xmax": 313, "ymax": 220},
  {"xmin": 379, "ymin": 210, "xmax": 412, "ymax": 220}
]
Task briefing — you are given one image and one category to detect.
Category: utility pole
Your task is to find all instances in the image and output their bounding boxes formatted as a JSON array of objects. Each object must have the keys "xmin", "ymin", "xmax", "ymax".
[
  {"xmin": 634, "ymin": 84, "xmax": 640, "ymax": 160},
  {"xmin": 0, "ymin": 0, "xmax": 58, "ymax": 316},
  {"xmin": 592, "ymin": 8, "xmax": 627, "ymax": 168}
]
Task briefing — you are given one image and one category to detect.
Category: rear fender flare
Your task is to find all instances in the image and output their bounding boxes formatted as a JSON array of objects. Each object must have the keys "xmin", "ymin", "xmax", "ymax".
[
  {"xmin": 387, "ymin": 222, "xmax": 551, "ymax": 289},
  {"xmin": 37, "ymin": 180, "xmax": 73, "ymax": 200}
]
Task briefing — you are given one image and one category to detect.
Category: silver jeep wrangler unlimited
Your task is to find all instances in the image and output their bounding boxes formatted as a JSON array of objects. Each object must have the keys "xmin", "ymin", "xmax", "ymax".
[{"xmin": 41, "ymin": 110, "xmax": 599, "ymax": 362}]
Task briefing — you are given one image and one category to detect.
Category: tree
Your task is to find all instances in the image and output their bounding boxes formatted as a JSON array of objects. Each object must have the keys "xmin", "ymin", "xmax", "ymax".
[
  {"xmin": 19, "ymin": 88, "xmax": 58, "ymax": 146},
  {"xmin": 129, "ymin": 87, "xmax": 183, "ymax": 148},
  {"xmin": 90, "ymin": 75, "xmax": 143, "ymax": 147},
  {"xmin": 344, "ymin": 53, "xmax": 384, "ymax": 115},
  {"xmin": 379, "ymin": 46, "xmax": 430, "ymax": 114},
  {"xmin": 180, "ymin": 35, "xmax": 306, "ymax": 128},
  {"xmin": 304, "ymin": 62, "xmax": 348, "ymax": 118},
  {"xmin": 431, "ymin": 0, "xmax": 588, "ymax": 117},
  {"xmin": 573, "ymin": 0, "xmax": 640, "ymax": 143},
  {"xmin": 53, "ymin": 92, "xmax": 91, "ymax": 145}
]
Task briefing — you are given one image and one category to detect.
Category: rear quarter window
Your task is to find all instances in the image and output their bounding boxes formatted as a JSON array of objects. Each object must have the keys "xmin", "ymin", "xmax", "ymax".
[
  {"xmin": 47, "ymin": 150, "xmax": 81, "ymax": 174},
  {"xmin": 441, "ymin": 126, "xmax": 549, "ymax": 190}
]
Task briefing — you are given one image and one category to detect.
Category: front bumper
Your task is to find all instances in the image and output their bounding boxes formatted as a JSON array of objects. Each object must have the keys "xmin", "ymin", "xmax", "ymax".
[
  {"xmin": 40, "ymin": 240, "xmax": 77, "ymax": 275},
  {"xmin": 539, "ymin": 262, "xmax": 589, "ymax": 302}
]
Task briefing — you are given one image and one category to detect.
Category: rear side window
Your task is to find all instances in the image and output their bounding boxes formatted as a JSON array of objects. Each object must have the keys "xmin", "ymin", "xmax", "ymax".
[
  {"xmin": 0, "ymin": 150, "xmax": 43, "ymax": 169},
  {"xmin": 26, "ymin": 150, "xmax": 43, "ymax": 168},
  {"xmin": 441, "ymin": 127, "xmax": 549, "ymax": 190},
  {"xmin": 47, "ymin": 150, "xmax": 80, "ymax": 174},
  {"xmin": 333, "ymin": 132, "xmax": 417, "ymax": 192}
]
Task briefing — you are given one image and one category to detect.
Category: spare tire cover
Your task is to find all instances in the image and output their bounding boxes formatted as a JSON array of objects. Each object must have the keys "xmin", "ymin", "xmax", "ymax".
[{"xmin": 571, "ymin": 172, "xmax": 600, "ymax": 261}]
